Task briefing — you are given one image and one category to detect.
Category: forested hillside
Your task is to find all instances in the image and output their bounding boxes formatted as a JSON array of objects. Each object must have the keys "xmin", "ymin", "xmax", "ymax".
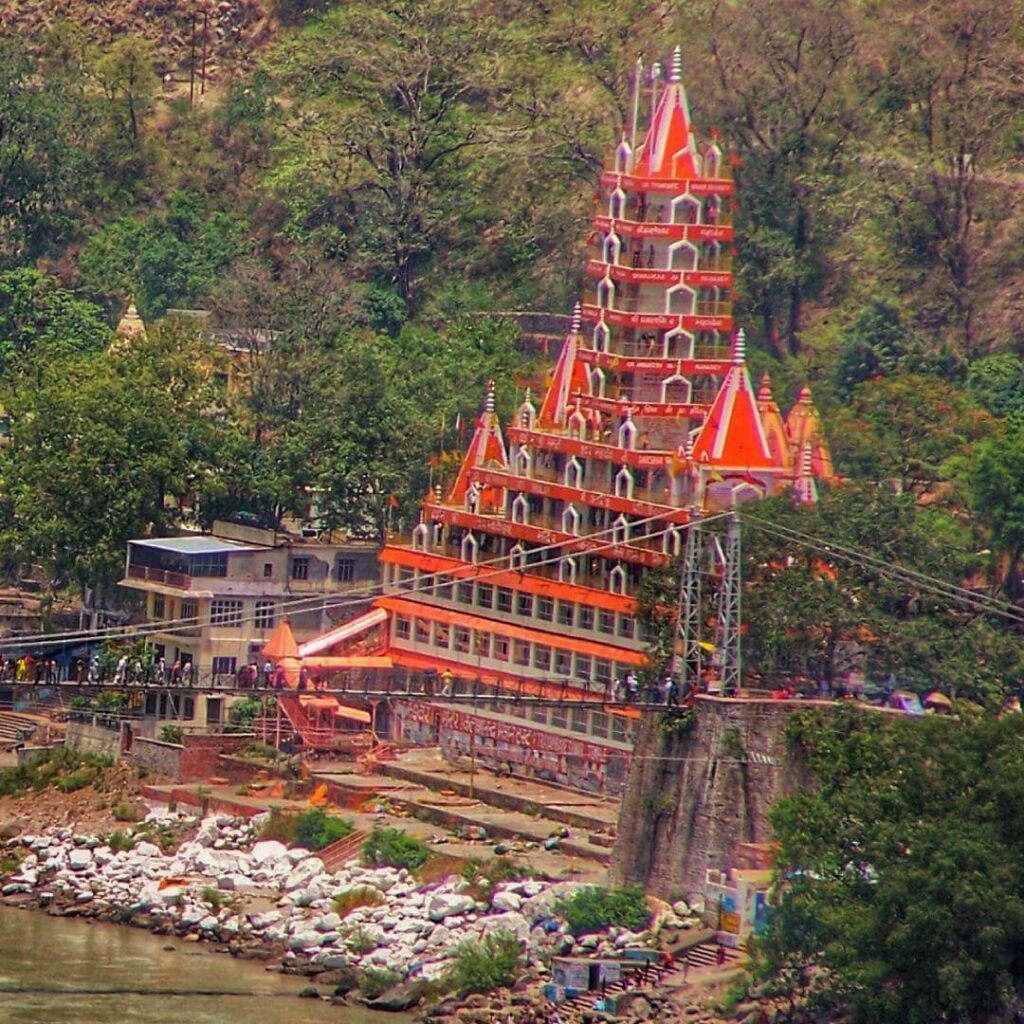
[{"xmin": 3, "ymin": 0, "xmax": 1024, "ymax": 649}]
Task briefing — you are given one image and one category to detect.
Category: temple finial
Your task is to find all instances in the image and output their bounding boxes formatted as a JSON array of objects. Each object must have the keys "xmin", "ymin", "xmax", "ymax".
[
  {"xmin": 669, "ymin": 45, "xmax": 682, "ymax": 83},
  {"xmin": 570, "ymin": 302, "xmax": 582, "ymax": 335},
  {"xmin": 484, "ymin": 380, "xmax": 496, "ymax": 414},
  {"xmin": 802, "ymin": 443, "xmax": 814, "ymax": 476},
  {"xmin": 758, "ymin": 371, "xmax": 773, "ymax": 401},
  {"xmin": 732, "ymin": 328, "xmax": 746, "ymax": 365}
]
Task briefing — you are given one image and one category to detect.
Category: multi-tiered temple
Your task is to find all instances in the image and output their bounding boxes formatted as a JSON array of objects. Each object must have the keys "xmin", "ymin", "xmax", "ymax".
[{"xmin": 301, "ymin": 50, "xmax": 832, "ymax": 793}]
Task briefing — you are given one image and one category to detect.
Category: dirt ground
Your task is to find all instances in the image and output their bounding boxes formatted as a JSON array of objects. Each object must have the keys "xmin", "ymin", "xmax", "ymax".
[{"xmin": 0, "ymin": 762, "xmax": 151, "ymax": 835}]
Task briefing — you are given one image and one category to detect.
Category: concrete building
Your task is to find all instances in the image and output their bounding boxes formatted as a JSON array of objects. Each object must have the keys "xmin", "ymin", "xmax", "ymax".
[{"xmin": 120, "ymin": 519, "xmax": 379, "ymax": 686}]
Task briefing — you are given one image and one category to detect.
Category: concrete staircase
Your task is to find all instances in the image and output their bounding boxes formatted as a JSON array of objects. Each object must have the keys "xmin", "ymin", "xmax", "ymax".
[{"xmin": 0, "ymin": 711, "xmax": 40, "ymax": 748}]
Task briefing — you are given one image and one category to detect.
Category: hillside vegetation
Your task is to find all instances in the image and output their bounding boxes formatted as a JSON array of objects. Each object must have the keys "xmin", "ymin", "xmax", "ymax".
[{"xmin": 2, "ymin": 0, "xmax": 1024, "ymax": 683}]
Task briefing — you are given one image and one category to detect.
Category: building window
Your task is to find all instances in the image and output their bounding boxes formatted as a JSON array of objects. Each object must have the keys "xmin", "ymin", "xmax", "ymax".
[
  {"xmin": 598, "ymin": 609, "xmax": 615, "ymax": 635},
  {"xmin": 435, "ymin": 574, "xmax": 453, "ymax": 599},
  {"xmin": 571, "ymin": 706, "xmax": 588, "ymax": 733},
  {"xmin": 532, "ymin": 704, "xmax": 547, "ymax": 724},
  {"xmin": 537, "ymin": 596, "xmax": 554, "ymax": 622},
  {"xmin": 551, "ymin": 706, "xmax": 568, "ymax": 730},
  {"xmin": 458, "ymin": 581, "xmax": 473, "ymax": 604},
  {"xmin": 555, "ymin": 650, "xmax": 572, "ymax": 676},
  {"xmin": 497, "ymin": 588, "xmax": 513, "ymax": 614},
  {"xmin": 494, "ymin": 636, "xmax": 510, "ymax": 661},
  {"xmin": 337, "ymin": 558, "xmax": 355, "ymax": 582},
  {"xmin": 557, "ymin": 601, "xmax": 575, "ymax": 627},
  {"xmin": 183, "ymin": 697, "xmax": 196, "ymax": 720},
  {"xmin": 612, "ymin": 716, "xmax": 628, "ymax": 743},
  {"xmin": 152, "ymin": 594, "xmax": 165, "ymax": 620},
  {"xmin": 591, "ymin": 711, "xmax": 609, "ymax": 738},
  {"xmin": 516, "ymin": 592, "xmax": 534, "ymax": 616},
  {"xmin": 263, "ymin": 562, "xmax": 273, "ymax": 578},
  {"xmin": 190, "ymin": 553, "xmax": 228, "ymax": 577},
  {"xmin": 415, "ymin": 619, "xmax": 431, "ymax": 644},
  {"xmin": 454, "ymin": 627, "xmax": 471, "ymax": 653},
  {"xmin": 210, "ymin": 599, "xmax": 243, "ymax": 626},
  {"xmin": 513, "ymin": 640, "xmax": 531, "ymax": 666},
  {"xmin": 395, "ymin": 616, "xmax": 411, "ymax": 639},
  {"xmin": 574, "ymin": 654, "xmax": 592, "ymax": 681},
  {"xmin": 397, "ymin": 566, "xmax": 415, "ymax": 590},
  {"xmin": 534, "ymin": 646, "xmax": 552, "ymax": 672},
  {"xmin": 579, "ymin": 606, "xmax": 595, "ymax": 631},
  {"xmin": 291, "ymin": 557, "xmax": 310, "ymax": 580},
  {"xmin": 181, "ymin": 599, "xmax": 197, "ymax": 623},
  {"xmin": 618, "ymin": 616, "xmax": 635, "ymax": 639},
  {"xmin": 255, "ymin": 600, "xmax": 275, "ymax": 629},
  {"xmin": 477, "ymin": 584, "xmax": 493, "ymax": 608},
  {"xmin": 212, "ymin": 656, "xmax": 237, "ymax": 677},
  {"xmin": 596, "ymin": 658, "xmax": 612, "ymax": 686}
]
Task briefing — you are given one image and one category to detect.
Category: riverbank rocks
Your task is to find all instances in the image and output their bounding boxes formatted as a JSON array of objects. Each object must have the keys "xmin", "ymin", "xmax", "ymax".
[{"xmin": 0, "ymin": 814, "xmax": 594, "ymax": 997}]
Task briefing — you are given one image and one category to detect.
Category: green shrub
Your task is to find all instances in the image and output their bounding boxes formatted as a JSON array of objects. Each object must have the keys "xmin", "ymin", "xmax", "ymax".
[
  {"xmin": 555, "ymin": 885, "xmax": 651, "ymax": 936},
  {"xmin": 360, "ymin": 967, "xmax": 401, "ymax": 1000},
  {"xmin": 444, "ymin": 930, "xmax": 524, "ymax": 996},
  {"xmin": 239, "ymin": 741, "xmax": 284, "ymax": 762},
  {"xmin": 112, "ymin": 801, "xmax": 143, "ymax": 823},
  {"xmin": 259, "ymin": 807, "xmax": 353, "ymax": 851},
  {"xmin": 159, "ymin": 725, "xmax": 184, "ymax": 745},
  {"xmin": 295, "ymin": 808, "xmax": 353, "ymax": 851},
  {"xmin": 200, "ymin": 885, "xmax": 231, "ymax": 910},
  {"xmin": 106, "ymin": 830, "xmax": 136, "ymax": 853},
  {"xmin": 333, "ymin": 885, "xmax": 385, "ymax": 917},
  {"xmin": 362, "ymin": 828, "xmax": 429, "ymax": 871},
  {"xmin": 54, "ymin": 766, "xmax": 99, "ymax": 792},
  {"xmin": 342, "ymin": 925, "xmax": 378, "ymax": 955}
]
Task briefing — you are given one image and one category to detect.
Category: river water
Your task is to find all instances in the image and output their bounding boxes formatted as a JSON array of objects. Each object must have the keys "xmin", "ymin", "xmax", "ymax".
[{"xmin": 0, "ymin": 904, "xmax": 403, "ymax": 1024}]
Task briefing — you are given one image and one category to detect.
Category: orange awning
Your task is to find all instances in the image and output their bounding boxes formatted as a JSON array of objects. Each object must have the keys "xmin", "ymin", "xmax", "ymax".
[
  {"xmin": 333, "ymin": 704, "xmax": 372, "ymax": 724},
  {"xmin": 376, "ymin": 596, "xmax": 646, "ymax": 666},
  {"xmin": 307, "ymin": 656, "xmax": 394, "ymax": 669}
]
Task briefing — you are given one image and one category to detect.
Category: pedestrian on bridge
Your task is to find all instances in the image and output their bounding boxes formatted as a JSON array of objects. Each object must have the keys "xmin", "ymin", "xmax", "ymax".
[
  {"xmin": 625, "ymin": 671, "xmax": 639, "ymax": 702},
  {"xmin": 663, "ymin": 675, "xmax": 677, "ymax": 706}
]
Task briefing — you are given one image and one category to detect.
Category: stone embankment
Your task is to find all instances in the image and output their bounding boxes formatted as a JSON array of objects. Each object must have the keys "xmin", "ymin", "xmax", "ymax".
[{"xmin": 0, "ymin": 811, "xmax": 666, "ymax": 1003}]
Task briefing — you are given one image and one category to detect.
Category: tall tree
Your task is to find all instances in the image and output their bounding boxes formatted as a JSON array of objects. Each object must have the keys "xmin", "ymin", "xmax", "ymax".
[
  {"xmin": 700, "ymin": 0, "xmax": 860, "ymax": 357},
  {"xmin": 265, "ymin": 0, "xmax": 523, "ymax": 311}
]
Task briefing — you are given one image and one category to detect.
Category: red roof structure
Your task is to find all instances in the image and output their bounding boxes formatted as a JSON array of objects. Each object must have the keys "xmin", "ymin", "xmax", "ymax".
[{"xmin": 632, "ymin": 48, "xmax": 699, "ymax": 180}]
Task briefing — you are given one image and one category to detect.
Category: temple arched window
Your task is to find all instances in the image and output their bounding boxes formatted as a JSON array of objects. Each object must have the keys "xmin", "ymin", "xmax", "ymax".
[
  {"xmin": 609, "ymin": 564, "xmax": 628, "ymax": 595},
  {"xmin": 412, "ymin": 523, "xmax": 429, "ymax": 551},
  {"xmin": 511, "ymin": 493, "xmax": 530, "ymax": 525},
  {"xmin": 593, "ymin": 321, "xmax": 611, "ymax": 352},
  {"xmin": 562, "ymin": 504, "xmax": 582, "ymax": 535},
  {"xmin": 461, "ymin": 532, "xmax": 479, "ymax": 564},
  {"xmin": 614, "ymin": 466, "xmax": 635, "ymax": 499},
  {"xmin": 666, "ymin": 283, "xmax": 696, "ymax": 316},
  {"xmin": 565, "ymin": 457, "xmax": 584, "ymax": 489},
  {"xmin": 612, "ymin": 514, "xmax": 631, "ymax": 546},
  {"xmin": 509, "ymin": 543, "xmax": 527, "ymax": 570},
  {"xmin": 618, "ymin": 416, "xmax": 638, "ymax": 450},
  {"xmin": 669, "ymin": 241, "xmax": 698, "ymax": 271},
  {"xmin": 589, "ymin": 366, "xmax": 606, "ymax": 398},
  {"xmin": 559, "ymin": 556, "xmax": 578, "ymax": 585},
  {"xmin": 514, "ymin": 445, "xmax": 531, "ymax": 478},
  {"xmin": 672, "ymin": 195, "xmax": 700, "ymax": 225}
]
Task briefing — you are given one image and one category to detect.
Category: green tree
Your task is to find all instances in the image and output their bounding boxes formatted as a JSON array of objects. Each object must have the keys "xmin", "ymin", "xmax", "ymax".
[
  {"xmin": 76, "ymin": 190, "xmax": 245, "ymax": 316},
  {"xmin": 756, "ymin": 709, "xmax": 1024, "ymax": 1024},
  {"xmin": 964, "ymin": 416, "xmax": 1024, "ymax": 600},
  {"xmin": 264, "ymin": 0, "xmax": 524, "ymax": 310},
  {"xmin": 828, "ymin": 374, "xmax": 988, "ymax": 492},
  {"xmin": 92, "ymin": 35, "xmax": 158, "ymax": 150},
  {"xmin": 0, "ymin": 38, "xmax": 98, "ymax": 265},
  {"xmin": 0, "ymin": 320, "xmax": 235, "ymax": 592},
  {"xmin": 0, "ymin": 269, "xmax": 111, "ymax": 373},
  {"xmin": 967, "ymin": 354, "xmax": 1024, "ymax": 418}
]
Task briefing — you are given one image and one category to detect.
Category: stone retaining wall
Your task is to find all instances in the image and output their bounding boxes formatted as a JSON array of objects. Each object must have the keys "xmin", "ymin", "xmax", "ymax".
[{"xmin": 126, "ymin": 737, "xmax": 182, "ymax": 778}]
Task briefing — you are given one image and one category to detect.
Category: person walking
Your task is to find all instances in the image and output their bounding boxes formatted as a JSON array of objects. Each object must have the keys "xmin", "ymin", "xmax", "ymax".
[
  {"xmin": 262, "ymin": 659, "xmax": 273, "ymax": 688},
  {"xmin": 182, "ymin": 660, "xmax": 193, "ymax": 687}
]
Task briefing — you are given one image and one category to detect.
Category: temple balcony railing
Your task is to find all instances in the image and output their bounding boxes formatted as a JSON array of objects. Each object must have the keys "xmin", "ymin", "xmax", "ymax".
[
  {"xmin": 581, "ymin": 290, "xmax": 732, "ymax": 319},
  {"xmin": 586, "ymin": 248, "xmax": 734, "ymax": 274}
]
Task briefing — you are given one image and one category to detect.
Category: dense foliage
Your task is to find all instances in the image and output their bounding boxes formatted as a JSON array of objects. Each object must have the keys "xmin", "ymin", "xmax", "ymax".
[
  {"xmin": 554, "ymin": 884, "xmax": 652, "ymax": 936},
  {"xmin": 444, "ymin": 930, "xmax": 525, "ymax": 997},
  {"xmin": 755, "ymin": 709, "xmax": 1024, "ymax": 1024},
  {"xmin": 361, "ymin": 827, "xmax": 430, "ymax": 871},
  {"xmin": 258, "ymin": 807, "xmax": 353, "ymax": 850}
]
